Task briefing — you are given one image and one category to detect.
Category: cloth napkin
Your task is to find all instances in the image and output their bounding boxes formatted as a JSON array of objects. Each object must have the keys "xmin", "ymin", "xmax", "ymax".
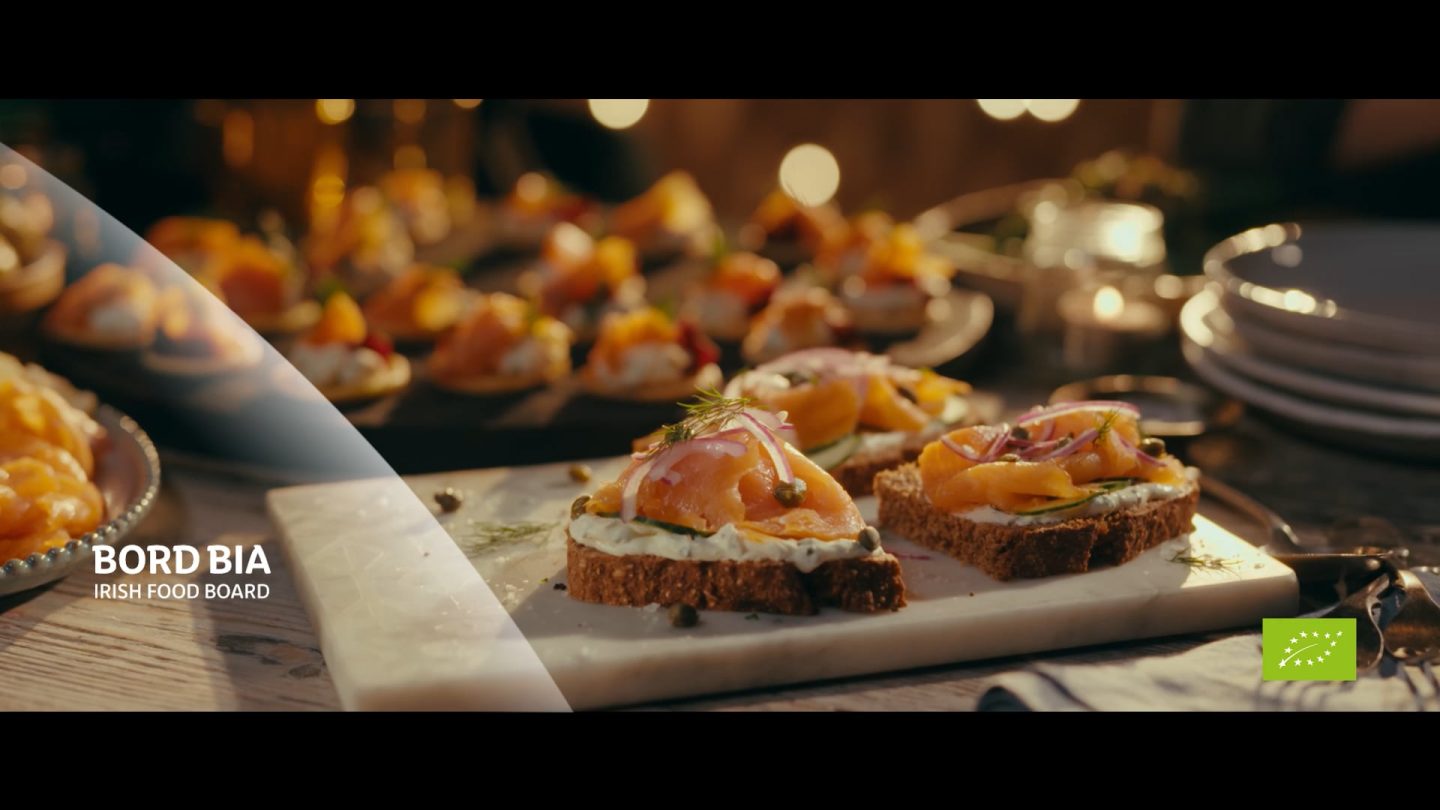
[{"xmin": 978, "ymin": 570, "xmax": 1440, "ymax": 711}]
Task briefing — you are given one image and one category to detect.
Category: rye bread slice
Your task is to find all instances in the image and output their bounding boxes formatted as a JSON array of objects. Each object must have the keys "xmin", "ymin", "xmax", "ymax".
[
  {"xmin": 565, "ymin": 534, "xmax": 906, "ymax": 615},
  {"xmin": 874, "ymin": 464, "xmax": 1199, "ymax": 581},
  {"xmin": 828, "ymin": 432, "xmax": 930, "ymax": 496}
]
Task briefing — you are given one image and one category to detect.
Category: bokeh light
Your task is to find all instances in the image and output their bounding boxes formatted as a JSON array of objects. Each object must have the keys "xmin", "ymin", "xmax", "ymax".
[
  {"xmin": 394, "ymin": 99, "xmax": 427, "ymax": 125},
  {"xmin": 453, "ymin": 99, "xmax": 484, "ymax": 110},
  {"xmin": 588, "ymin": 99, "xmax": 650, "ymax": 130},
  {"xmin": 315, "ymin": 99, "xmax": 355, "ymax": 125},
  {"xmin": 977, "ymin": 99, "xmax": 1028, "ymax": 120},
  {"xmin": 976, "ymin": 99, "xmax": 1082, "ymax": 122},
  {"xmin": 1028, "ymin": 99, "xmax": 1081, "ymax": 122},
  {"xmin": 779, "ymin": 143, "xmax": 841, "ymax": 207}
]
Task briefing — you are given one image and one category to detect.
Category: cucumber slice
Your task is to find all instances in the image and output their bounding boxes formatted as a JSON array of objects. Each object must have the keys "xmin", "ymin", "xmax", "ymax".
[
  {"xmin": 1013, "ymin": 479, "xmax": 1140, "ymax": 516},
  {"xmin": 806, "ymin": 433, "xmax": 863, "ymax": 470},
  {"xmin": 592, "ymin": 512, "xmax": 713, "ymax": 537}
]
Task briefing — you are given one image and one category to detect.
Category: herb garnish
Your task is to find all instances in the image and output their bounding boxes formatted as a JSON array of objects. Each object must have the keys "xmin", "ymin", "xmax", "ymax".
[
  {"xmin": 1093, "ymin": 408, "xmax": 1124, "ymax": 443},
  {"xmin": 451, "ymin": 520, "xmax": 557, "ymax": 556},
  {"xmin": 1168, "ymin": 549, "xmax": 1241, "ymax": 573},
  {"xmin": 647, "ymin": 388, "xmax": 753, "ymax": 458}
]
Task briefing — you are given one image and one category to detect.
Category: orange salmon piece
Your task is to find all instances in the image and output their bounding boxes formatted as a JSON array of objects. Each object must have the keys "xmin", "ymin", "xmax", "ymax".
[
  {"xmin": 859, "ymin": 375, "xmax": 931, "ymax": 432},
  {"xmin": 761, "ymin": 378, "xmax": 861, "ymax": 450}
]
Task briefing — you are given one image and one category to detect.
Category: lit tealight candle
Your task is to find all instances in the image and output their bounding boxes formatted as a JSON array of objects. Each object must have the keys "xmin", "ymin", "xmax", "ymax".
[{"xmin": 1058, "ymin": 283, "xmax": 1169, "ymax": 373}]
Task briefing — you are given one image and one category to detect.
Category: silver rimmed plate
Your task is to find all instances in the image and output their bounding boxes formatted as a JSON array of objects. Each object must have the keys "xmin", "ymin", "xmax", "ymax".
[
  {"xmin": 0, "ymin": 405, "xmax": 162, "ymax": 597},
  {"xmin": 1205, "ymin": 222, "xmax": 1440, "ymax": 354}
]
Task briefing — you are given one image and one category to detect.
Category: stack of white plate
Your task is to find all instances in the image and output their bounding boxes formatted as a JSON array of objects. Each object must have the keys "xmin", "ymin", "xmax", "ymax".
[{"xmin": 1180, "ymin": 222, "xmax": 1440, "ymax": 458}]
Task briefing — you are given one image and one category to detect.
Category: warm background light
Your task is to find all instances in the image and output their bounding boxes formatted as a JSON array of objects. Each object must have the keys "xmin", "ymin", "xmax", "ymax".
[
  {"xmin": 976, "ymin": 99, "xmax": 1081, "ymax": 123},
  {"xmin": 778, "ymin": 143, "xmax": 841, "ymax": 207},
  {"xmin": 976, "ymin": 99, "xmax": 1028, "ymax": 121},
  {"xmin": 1093, "ymin": 286, "xmax": 1125, "ymax": 321},
  {"xmin": 221, "ymin": 110, "xmax": 254, "ymax": 168},
  {"xmin": 315, "ymin": 99, "xmax": 355, "ymax": 125},
  {"xmin": 394, "ymin": 144, "xmax": 427, "ymax": 170},
  {"xmin": 453, "ymin": 99, "xmax": 483, "ymax": 110},
  {"xmin": 588, "ymin": 99, "xmax": 650, "ymax": 130},
  {"xmin": 1028, "ymin": 99, "xmax": 1081, "ymax": 122},
  {"xmin": 394, "ymin": 99, "xmax": 427, "ymax": 125}
]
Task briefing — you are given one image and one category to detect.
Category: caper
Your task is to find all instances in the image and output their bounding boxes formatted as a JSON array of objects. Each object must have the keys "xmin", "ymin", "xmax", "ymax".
[
  {"xmin": 773, "ymin": 478, "xmax": 808, "ymax": 507},
  {"xmin": 998, "ymin": 453, "xmax": 1021, "ymax": 463},
  {"xmin": 858, "ymin": 526, "xmax": 881, "ymax": 551},
  {"xmin": 568, "ymin": 463, "xmax": 592, "ymax": 483},
  {"xmin": 570, "ymin": 495, "xmax": 591, "ymax": 520},
  {"xmin": 434, "ymin": 487, "xmax": 463, "ymax": 514},
  {"xmin": 782, "ymin": 370, "xmax": 816, "ymax": 388},
  {"xmin": 1140, "ymin": 437, "xmax": 1167, "ymax": 457},
  {"xmin": 669, "ymin": 602, "xmax": 699, "ymax": 628},
  {"xmin": 1010, "ymin": 425, "xmax": 1030, "ymax": 441}
]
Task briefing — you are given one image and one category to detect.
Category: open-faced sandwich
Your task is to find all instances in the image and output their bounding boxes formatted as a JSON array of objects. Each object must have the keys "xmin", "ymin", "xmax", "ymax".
[
  {"xmin": 0, "ymin": 352, "xmax": 107, "ymax": 563},
  {"xmin": 142, "ymin": 216, "xmax": 318, "ymax": 335},
  {"xmin": 142, "ymin": 216, "xmax": 241, "ymax": 275},
  {"xmin": 494, "ymin": 172, "xmax": 602, "ymax": 252},
  {"xmin": 725, "ymin": 348, "xmax": 977, "ymax": 495},
  {"xmin": 831, "ymin": 222, "xmax": 955, "ymax": 335},
  {"xmin": 202, "ymin": 235, "xmax": 319, "ymax": 335},
  {"xmin": 740, "ymin": 189, "xmax": 847, "ymax": 267},
  {"xmin": 378, "ymin": 168, "xmax": 455, "ymax": 246},
  {"xmin": 0, "ymin": 190, "xmax": 65, "ymax": 314},
  {"xmin": 363, "ymin": 264, "xmax": 473, "ymax": 344},
  {"xmin": 428, "ymin": 292, "xmax": 573, "ymax": 395},
  {"xmin": 608, "ymin": 170, "xmax": 715, "ymax": 261},
  {"xmin": 142, "ymin": 282, "xmax": 265, "ymax": 378},
  {"xmin": 303, "ymin": 186, "xmax": 415, "ymax": 300},
  {"xmin": 875, "ymin": 401, "xmax": 1199, "ymax": 581},
  {"xmin": 678, "ymin": 250, "xmax": 780, "ymax": 342},
  {"xmin": 579, "ymin": 307, "xmax": 721, "ymax": 402},
  {"xmin": 519, "ymin": 222, "xmax": 646, "ymax": 342},
  {"xmin": 42, "ymin": 264, "xmax": 162, "ymax": 351},
  {"xmin": 284, "ymin": 291, "xmax": 410, "ymax": 403},
  {"xmin": 567, "ymin": 391, "xmax": 907, "ymax": 615},
  {"xmin": 740, "ymin": 286, "xmax": 854, "ymax": 366}
]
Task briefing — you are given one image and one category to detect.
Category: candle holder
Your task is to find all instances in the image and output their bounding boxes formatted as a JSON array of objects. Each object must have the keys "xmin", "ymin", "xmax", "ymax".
[{"xmin": 1058, "ymin": 281, "xmax": 1169, "ymax": 375}]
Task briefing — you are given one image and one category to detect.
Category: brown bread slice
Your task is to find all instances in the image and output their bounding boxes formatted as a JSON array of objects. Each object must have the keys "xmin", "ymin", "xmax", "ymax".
[
  {"xmin": 565, "ymin": 534, "xmax": 906, "ymax": 615},
  {"xmin": 874, "ymin": 464, "xmax": 1199, "ymax": 581},
  {"xmin": 828, "ymin": 432, "xmax": 930, "ymax": 496}
]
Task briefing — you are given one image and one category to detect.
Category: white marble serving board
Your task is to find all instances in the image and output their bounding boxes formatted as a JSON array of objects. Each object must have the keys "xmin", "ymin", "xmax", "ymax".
[{"xmin": 268, "ymin": 457, "xmax": 1298, "ymax": 710}]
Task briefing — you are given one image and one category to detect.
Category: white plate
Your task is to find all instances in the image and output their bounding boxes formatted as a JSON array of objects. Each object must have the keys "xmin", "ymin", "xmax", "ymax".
[
  {"xmin": 1205, "ymin": 222, "xmax": 1440, "ymax": 355},
  {"xmin": 1220, "ymin": 293, "xmax": 1440, "ymax": 394},
  {"xmin": 1181, "ymin": 336, "xmax": 1440, "ymax": 459},
  {"xmin": 1182, "ymin": 290, "xmax": 1440, "ymax": 418}
]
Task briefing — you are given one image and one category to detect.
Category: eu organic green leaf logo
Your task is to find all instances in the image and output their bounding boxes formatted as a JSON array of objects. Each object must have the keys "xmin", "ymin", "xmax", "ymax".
[{"xmin": 1262, "ymin": 618, "xmax": 1356, "ymax": 681}]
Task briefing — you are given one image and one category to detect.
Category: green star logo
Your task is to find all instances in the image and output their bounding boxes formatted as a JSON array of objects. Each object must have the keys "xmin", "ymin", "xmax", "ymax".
[{"xmin": 1262, "ymin": 618, "xmax": 1357, "ymax": 681}]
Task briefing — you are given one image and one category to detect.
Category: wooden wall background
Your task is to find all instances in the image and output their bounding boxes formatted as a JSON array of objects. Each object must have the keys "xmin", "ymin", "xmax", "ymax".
[{"xmin": 210, "ymin": 99, "xmax": 1177, "ymax": 225}]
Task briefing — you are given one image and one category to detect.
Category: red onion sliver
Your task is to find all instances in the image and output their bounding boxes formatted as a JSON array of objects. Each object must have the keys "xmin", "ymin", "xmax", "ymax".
[
  {"xmin": 942, "ymin": 434, "xmax": 985, "ymax": 462},
  {"xmin": 649, "ymin": 438, "xmax": 747, "ymax": 484},
  {"xmin": 980, "ymin": 423, "xmax": 1011, "ymax": 462},
  {"xmin": 1026, "ymin": 428, "xmax": 1098, "ymax": 461},
  {"xmin": 619, "ymin": 455, "xmax": 658, "ymax": 522},
  {"xmin": 1116, "ymin": 432, "xmax": 1166, "ymax": 467},
  {"xmin": 738, "ymin": 412, "xmax": 794, "ymax": 484},
  {"xmin": 1018, "ymin": 400, "xmax": 1140, "ymax": 426}
]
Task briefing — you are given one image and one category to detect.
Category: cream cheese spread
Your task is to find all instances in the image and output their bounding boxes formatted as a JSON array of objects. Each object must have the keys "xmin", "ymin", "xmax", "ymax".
[{"xmin": 568, "ymin": 513, "xmax": 880, "ymax": 573}]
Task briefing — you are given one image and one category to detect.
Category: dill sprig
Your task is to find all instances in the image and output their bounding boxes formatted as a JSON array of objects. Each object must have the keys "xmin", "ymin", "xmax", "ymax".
[
  {"xmin": 1093, "ymin": 408, "xmax": 1123, "ymax": 443},
  {"xmin": 1168, "ymin": 549, "xmax": 1241, "ymax": 573},
  {"xmin": 452, "ymin": 520, "xmax": 557, "ymax": 556},
  {"xmin": 649, "ymin": 389, "xmax": 753, "ymax": 457}
]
